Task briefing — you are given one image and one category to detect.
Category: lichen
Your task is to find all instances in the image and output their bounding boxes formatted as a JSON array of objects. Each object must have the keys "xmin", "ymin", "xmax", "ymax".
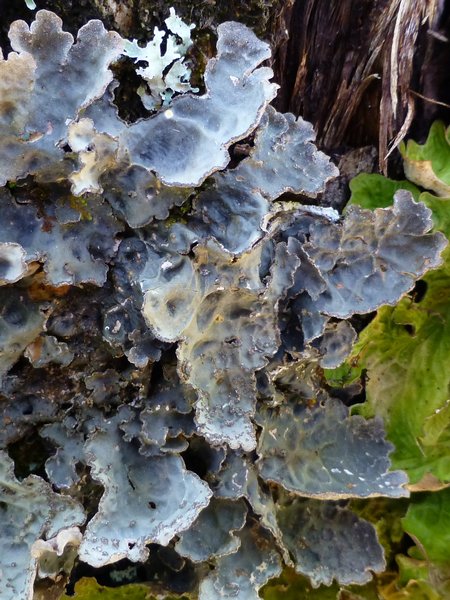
[{"xmin": 0, "ymin": 8, "xmax": 446, "ymax": 600}]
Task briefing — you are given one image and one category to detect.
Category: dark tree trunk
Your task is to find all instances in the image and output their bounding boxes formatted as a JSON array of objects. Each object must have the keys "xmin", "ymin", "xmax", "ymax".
[{"xmin": 271, "ymin": 0, "xmax": 450, "ymax": 172}]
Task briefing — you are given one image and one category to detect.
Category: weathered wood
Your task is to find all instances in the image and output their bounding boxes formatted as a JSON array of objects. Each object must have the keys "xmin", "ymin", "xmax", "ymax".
[{"xmin": 271, "ymin": 0, "xmax": 447, "ymax": 170}]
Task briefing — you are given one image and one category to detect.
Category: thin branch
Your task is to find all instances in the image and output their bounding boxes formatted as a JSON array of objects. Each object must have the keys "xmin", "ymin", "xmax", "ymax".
[{"xmin": 410, "ymin": 89, "xmax": 450, "ymax": 109}]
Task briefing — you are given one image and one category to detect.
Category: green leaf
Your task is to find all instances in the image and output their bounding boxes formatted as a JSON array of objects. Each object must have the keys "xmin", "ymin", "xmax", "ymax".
[
  {"xmin": 261, "ymin": 568, "xmax": 381, "ymax": 600},
  {"xmin": 400, "ymin": 121, "xmax": 450, "ymax": 197},
  {"xmin": 62, "ymin": 577, "xmax": 188, "ymax": 599},
  {"xmin": 419, "ymin": 192, "xmax": 450, "ymax": 241},
  {"xmin": 396, "ymin": 554, "xmax": 431, "ymax": 586},
  {"xmin": 261, "ymin": 567, "xmax": 444, "ymax": 600},
  {"xmin": 348, "ymin": 173, "xmax": 420, "ymax": 210},
  {"xmin": 378, "ymin": 576, "xmax": 443, "ymax": 600},
  {"xmin": 323, "ymin": 361, "xmax": 363, "ymax": 388},
  {"xmin": 351, "ymin": 281, "xmax": 450, "ymax": 484},
  {"xmin": 402, "ymin": 489, "xmax": 450, "ymax": 565},
  {"xmin": 379, "ymin": 490, "xmax": 450, "ymax": 600}
]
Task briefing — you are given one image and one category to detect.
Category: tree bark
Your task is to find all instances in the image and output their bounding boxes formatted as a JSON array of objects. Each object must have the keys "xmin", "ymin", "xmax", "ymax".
[{"xmin": 271, "ymin": 0, "xmax": 450, "ymax": 170}]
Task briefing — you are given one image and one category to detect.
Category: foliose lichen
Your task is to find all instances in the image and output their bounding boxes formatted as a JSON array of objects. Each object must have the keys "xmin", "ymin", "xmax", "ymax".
[{"xmin": 0, "ymin": 7, "xmax": 446, "ymax": 600}]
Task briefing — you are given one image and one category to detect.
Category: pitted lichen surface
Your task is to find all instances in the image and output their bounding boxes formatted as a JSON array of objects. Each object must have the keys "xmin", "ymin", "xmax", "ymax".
[{"xmin": 0, "ymin": 8, "xmax": 446, "ymax": 600}]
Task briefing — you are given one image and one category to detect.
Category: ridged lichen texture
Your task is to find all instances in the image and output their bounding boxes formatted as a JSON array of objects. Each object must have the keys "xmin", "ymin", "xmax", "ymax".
[{"xmin": 0, "ymin": 8, "xmax": 446, "ymax": 600}]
